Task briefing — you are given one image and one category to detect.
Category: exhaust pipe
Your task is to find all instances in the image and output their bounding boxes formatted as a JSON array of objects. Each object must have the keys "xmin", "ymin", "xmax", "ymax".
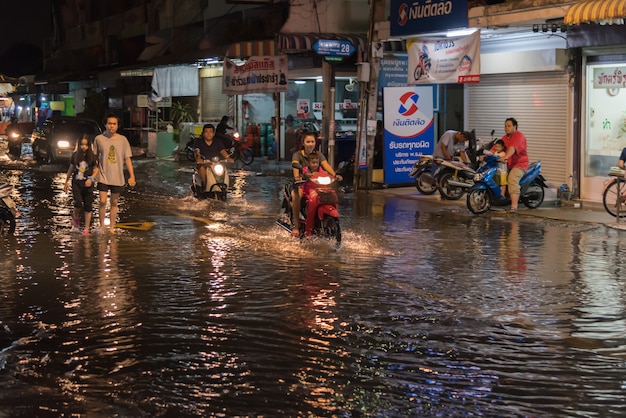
[{"xmin": 446, "ymin": 180, "xmax": 472, "ymax": 188}]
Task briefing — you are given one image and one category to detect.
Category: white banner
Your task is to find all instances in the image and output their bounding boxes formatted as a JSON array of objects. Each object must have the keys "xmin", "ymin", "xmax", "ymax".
[
  {"xmin": 222, "ymin": 56, "xmax": 289, "ymax": 95},
  {"xmin": 407, "ymin": 30, "xmax": 480, "ymax": 85}
]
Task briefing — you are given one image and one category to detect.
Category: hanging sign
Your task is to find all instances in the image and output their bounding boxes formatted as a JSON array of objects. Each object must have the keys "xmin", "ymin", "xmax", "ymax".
[
  {"xmin": 312, "ymin": 39, "xmax": 355, "ymax": 57},
  {"xmin": 383, "ymin": 86, "xmax": 434, "ymax": 185},
  {"xmin": 407, "ymin": 30, "xmax": 480, "ymax": 85},
  {"xmin": 222, "ymin": 55, "xmax": 289, "ymax": 95}
]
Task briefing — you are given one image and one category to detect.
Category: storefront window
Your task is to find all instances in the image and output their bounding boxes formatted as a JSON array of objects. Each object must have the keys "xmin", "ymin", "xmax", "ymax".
[{"xmin": 585, "ymin": 63, "xmax": 626, "ymax": 177}]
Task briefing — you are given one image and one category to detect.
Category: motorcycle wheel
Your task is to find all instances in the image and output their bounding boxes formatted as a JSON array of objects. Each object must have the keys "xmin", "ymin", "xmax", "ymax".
[
  {"xmin": 438, "ymin": 171, "xmax": 464, "ymax": 200},
  {"xmin": 415, "ymin": 171, "xmax": 437, "ymax": 195},
  {"xmin": 0, "ymin": 212, "xmax": 16, "ymax": 236},
  {"xmin": 238, "ymin": 148, "xmax": 254, "ymax": 166},
  {"xmin": 414, "ymin": 65, "xmax": 423, "ymax": 81},
  {"xmin": 467, "ymin": 189, "xmax": 491, "ymax": 214},
  {"xmin": 186, "ymin": 149, "xmax": 195, "ymax": 162},
  {"xmin": 522, "ymin": 181, "xmax": 545, "ymax": 209},
  {"xmin": 322, "ymin": 215, "xmax": 341, "ymax": 246}
]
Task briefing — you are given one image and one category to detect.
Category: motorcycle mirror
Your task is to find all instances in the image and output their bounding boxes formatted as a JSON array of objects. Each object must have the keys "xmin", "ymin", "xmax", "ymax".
[{"xmin": 490, "ymin": 129, "xmax": 495, "ymax": 136}]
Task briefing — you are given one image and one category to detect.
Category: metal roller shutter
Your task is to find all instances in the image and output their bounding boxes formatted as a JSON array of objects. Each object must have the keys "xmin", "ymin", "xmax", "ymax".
[
  {"xmin": 467, "ymin": 72, "xmax": 570, "ymax": 186},
  {"xmin": 201, "ymin": 77, "xmax": 229, "ymax": 121}
]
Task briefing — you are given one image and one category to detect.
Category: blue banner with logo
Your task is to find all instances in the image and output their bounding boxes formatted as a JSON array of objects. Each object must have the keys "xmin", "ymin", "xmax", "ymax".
[
  {"xmin": 390, "ymin": 0, "xmax": 468, "ymax": 37},
  {"xmin": 383, "ymin": 86, "xmax": 434, "ymax": 185}
]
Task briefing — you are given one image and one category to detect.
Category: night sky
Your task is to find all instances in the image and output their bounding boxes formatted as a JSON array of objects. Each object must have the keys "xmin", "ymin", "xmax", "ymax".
[{"xmin": 0, "ymin": 1, "xmax": 52, "ymax": 77}]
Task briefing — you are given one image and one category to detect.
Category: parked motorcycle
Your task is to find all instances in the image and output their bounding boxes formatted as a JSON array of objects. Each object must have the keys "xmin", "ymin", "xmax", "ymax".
[
  {"xmin": 436, "ymin": 158, "xmax": 478, "ymax": 200},
  {"xmin": 0, "ymin": 183, "xmax": 18, "ymax": 235},
  {"xmin": 466, "ymin": 155, "xmax": 547, "ymax": 214},
  {"xmin": 276, "ymin": 163, "xmax": 341, "ymax": 247},
  {"xmin": 185, "ymin": 133, "xmax": 200, "ymax": 162},
  {"xmin": 190, "ymin": 157, "xmax": 229, "ymax": 202},
  {"xmin": 435, "ymin": 130, "xmax": 497, "ymax": 200},
  {"xmin": 225, "ymin": 130, "xmax": 254, "ymax": 166},
  {"xmin": 409, "ymin": 155, "xmax": 438, "ymax": 195}
]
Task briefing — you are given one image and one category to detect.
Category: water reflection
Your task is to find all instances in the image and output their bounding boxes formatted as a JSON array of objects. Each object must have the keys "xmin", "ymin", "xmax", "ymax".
[{"xmin": 4, "ymin": 161, "xmax": 626, "ymax": 416}]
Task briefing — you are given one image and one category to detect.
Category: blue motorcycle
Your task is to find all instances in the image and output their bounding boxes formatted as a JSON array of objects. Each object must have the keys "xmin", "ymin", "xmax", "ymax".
[{"xmin": 466, "ymin": 155, "xmax": 547, "ymax": 214}]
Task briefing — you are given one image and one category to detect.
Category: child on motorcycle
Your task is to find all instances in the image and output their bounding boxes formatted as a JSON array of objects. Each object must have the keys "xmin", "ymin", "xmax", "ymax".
[
  {"xmin": 302, "ymin": 153, "xmax": 327, "ymax": 236},
  {"xmin": 291, "ymin": 132, "xmax": 340, "ymax": 237},
  {"xmin": 492, "ymin": 139, "xmax": 508, "ymax": 196}
]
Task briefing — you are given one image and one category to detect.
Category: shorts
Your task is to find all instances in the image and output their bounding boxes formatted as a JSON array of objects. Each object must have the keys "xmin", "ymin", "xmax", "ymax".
[
  {"xmin": 507, "ymin": 167, "xmax": 526, "ymax": 195},
  {"xmin": 72, "ymin": 183, "xmax": 95, "ymax": 211},
  {"xmin": 97, "ymin": 183, "xmax": 125, "ymax": 194}
]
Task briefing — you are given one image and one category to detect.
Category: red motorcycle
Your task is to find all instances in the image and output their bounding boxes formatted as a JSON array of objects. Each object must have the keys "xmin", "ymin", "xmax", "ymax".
[
  {"xmin": 227, "ymin": 130, "xmax": 254, "ymax": 166},
  {"xmin": 277, "ymin": 163, "xmax": 341, "ymax": 247}
]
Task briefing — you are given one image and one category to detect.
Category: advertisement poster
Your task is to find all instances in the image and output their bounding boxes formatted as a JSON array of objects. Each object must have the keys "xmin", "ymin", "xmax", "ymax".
[
  {"xmin": 296, "ymin": 99, "xmax": 310, "ymax": 119},
  {"xmin": 379, "ymin": 55, "xmax": 440, "ymax": 113},
  {"xmin": 222, "ymin": 55, "xmax": 289, "ymax": 95},
  {"xmin": 407, "ymin": 30, "xmax": 480, "ymax": 85},
  {"xmin": 383, "ymin": 86, "xmax": 434, "ymax": 185}
]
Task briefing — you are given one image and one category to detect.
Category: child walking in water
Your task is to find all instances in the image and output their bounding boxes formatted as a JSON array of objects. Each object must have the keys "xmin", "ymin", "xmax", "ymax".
[
  {"xmin": 64, "ymin": 134, "xmax": 99, "ymax": 234},
  {"xmin": 492, "ymin": 139, "xmax": 508, "ymax": 196}
]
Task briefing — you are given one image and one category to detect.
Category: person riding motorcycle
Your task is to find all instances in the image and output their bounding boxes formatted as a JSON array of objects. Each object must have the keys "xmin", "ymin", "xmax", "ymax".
[
  {"xmin": 215, "ymin": 115, "xmax": 234, "ymax": 147},
  {"xmin": 291, "ymin": 132, "xmax": 340, "ymax": 237},
  {"xmin": 194, "ymin": 124, "xmax": 233, "ymax": 190}
]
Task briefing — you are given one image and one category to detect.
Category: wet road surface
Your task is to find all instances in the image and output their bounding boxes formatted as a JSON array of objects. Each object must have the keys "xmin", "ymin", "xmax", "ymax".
[{"xmin": 1, "ymin": 151, "xmax": 626, "ymax": 416}]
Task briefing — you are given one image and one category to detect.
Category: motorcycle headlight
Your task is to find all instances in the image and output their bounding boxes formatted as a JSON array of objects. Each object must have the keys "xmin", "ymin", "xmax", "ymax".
[
  {"xmin": 213, "ymin": 163, "xmax": 225, "ymax": 176},
  {"xmin": 317, "ymin": 176, "xmax": 332, "ymax": 185},
  {"xmin": 57, "ymin": 139, "xmax": 72, "ymax": 149},
  {"xmin": 473, "ymin": 172, "xmax": 484, "ymax": 182},
  {"xmin": 9, "ymin": 132, "xmax": 20, "ymax": 139}
]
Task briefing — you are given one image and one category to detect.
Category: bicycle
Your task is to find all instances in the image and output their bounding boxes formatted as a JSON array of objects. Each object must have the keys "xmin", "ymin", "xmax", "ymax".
[{"xmin": 602, "ymin": 172, "xmax": 626, "ymax": 217}]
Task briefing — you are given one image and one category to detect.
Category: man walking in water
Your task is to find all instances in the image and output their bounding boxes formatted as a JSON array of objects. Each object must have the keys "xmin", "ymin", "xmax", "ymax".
[{"xmin": 94, "ymin": 113, "xmax": 136, "ymax": 233}]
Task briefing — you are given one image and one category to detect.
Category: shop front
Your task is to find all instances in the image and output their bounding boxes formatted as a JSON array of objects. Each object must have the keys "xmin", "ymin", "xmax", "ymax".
[{"xmin": 566, "ymin": 12, "xmax": 626, "ymax": 201}]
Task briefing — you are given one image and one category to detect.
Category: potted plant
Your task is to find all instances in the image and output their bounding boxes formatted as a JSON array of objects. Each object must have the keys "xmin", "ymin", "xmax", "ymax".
[{"xmin": 170, "ymin": 101, "xmax": 195, "ymax": 142}]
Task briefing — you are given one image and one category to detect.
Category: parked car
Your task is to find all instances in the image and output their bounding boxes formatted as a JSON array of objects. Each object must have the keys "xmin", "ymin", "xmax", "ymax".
[{"xmin": 31, "ymin": 116, "xmax": 102, "ymax": 163}]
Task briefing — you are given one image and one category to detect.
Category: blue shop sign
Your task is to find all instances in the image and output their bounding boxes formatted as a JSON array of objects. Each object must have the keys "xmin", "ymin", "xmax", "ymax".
[
  {"xmin": 390, "ymin": 0, "xmax": 468, "ymax": 37},
  {"xmin": 312, "ymin": 39, "xmax": 355, "ymax": 57}
]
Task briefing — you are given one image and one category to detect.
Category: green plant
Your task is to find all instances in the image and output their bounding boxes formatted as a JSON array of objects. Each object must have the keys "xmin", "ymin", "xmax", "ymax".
[{"xmin": 171, "ymin": 101, "xmax": 194, "ymax": 129}]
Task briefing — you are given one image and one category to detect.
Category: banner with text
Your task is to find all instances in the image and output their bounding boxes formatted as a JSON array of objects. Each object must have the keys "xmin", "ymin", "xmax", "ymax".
[
  {"xmin": 407, "ymin": 30, "xmax": 480, "ymax": 85},
  {"xmin": 222, "ymin": 56, "xmax": 289, "ymax": 95},
  {"xmin": 593, "ymin": 66, "xmax": 626, "ymax": 88},
  {"xmin": 383, "ymin": 86, "xmax": 434, "ymax": 185}
]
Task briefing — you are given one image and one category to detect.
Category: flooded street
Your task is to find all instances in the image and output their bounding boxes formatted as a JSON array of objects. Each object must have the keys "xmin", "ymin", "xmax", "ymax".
[{"xmin": 2, "ymin": 156, "xmax": 626, "ymax": 417}]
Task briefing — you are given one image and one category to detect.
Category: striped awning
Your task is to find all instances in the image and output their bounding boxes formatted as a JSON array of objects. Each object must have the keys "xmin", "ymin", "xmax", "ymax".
[
  {"xmin": 276, "ymin": 33, "xmax": 366, "ymax": 54},
  {"xmin": 564, "ymin": 0, "xmax": 626, "ymax": 25},
  {"xmin": 225, "ymin": 39, "xmax": 276, "ymax": 58}
]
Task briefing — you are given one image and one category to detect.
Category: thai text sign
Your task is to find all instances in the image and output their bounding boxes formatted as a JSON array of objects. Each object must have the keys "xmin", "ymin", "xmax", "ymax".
[
  {"xmin": 223, "ymin": 56, "xmax": 289, "ymax": 95},
  {"xmin": 312, "ymin": 39, "xmax": 355, "ymax": 57},
  {"xmin": 390, "ymin": 0, "xmax": 468, "ymax": 37},
  {"xmin": 593, "ymin": 66, "xmax": 626, "ymax": 88},
  {"xmin": 407, "ymin": 30, "xmax": 480, "ymax": 85},
  {"xmin": 383, "ymin": 86, "xmax": 434, "ymax": 185}
]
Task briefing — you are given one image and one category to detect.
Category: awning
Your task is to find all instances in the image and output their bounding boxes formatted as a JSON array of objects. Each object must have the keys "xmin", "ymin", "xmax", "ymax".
[
  {"xmin": 276, "ymin": 33, "xmax": 366, "ymax": 54},
  {"xmin": 225, "ymin": 39, "xmax": 276, "ymax": 58},
  {"xmin": 564, "ymin": 0, "xmax": 626, "ymax": 25}
]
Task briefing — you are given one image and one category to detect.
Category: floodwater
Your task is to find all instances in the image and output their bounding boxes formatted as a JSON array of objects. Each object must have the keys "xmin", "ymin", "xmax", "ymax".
[{"xmin": 2, "ymin": 157, "xmax": 626, "ymax": 417}]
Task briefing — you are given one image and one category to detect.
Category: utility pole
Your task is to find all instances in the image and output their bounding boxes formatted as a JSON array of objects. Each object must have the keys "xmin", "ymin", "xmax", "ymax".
[{"xmin": 356, "ymin": 0, "xmax": 386, "ymax": 190}]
